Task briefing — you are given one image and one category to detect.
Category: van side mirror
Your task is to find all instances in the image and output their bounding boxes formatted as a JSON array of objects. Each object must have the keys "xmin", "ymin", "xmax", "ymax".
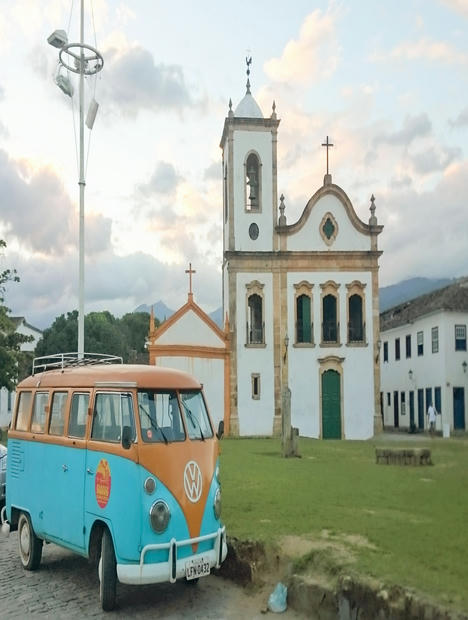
[
  {"xmin": 122, "ymin": 425, "xmax": 132, "ymax": 450},
  {"xmin": 216, "ymin": 421, "xmax": 224, "ymax": 440}
]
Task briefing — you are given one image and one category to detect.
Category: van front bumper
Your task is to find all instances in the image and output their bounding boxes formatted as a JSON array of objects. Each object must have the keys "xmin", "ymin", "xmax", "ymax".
[{"xmin": 116, "ymin": 527, "xmax": 227, "ymax": 585}]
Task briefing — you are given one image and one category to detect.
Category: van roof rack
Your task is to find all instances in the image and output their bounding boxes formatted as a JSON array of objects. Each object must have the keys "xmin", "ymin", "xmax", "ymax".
[{"xmin": 32, "ymin": 352, "xmax": 123, "ymax": 374}]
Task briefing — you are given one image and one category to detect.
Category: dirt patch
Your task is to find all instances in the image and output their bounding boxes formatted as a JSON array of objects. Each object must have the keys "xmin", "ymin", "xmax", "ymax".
[{"xmin": 220, "ymin": 536, "xmax": 468, "ymax": 620}]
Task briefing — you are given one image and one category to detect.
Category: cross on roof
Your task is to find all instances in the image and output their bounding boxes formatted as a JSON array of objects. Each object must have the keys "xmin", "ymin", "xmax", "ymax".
[
  {"xmin": 321, "ymin": 135, "xmax": 334, "ymax": 175},
  {"xmin": 185, "ymin": 262, "xmax": 196, "ymax": 299}
]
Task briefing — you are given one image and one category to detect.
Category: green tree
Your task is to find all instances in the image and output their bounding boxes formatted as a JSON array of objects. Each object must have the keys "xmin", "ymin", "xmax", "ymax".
[
  {"xmin": 0, "ymin": 240, "xmax": 33, "ymax": 390},
  {"xmin": 120, "ymin": 312, "xmax": 156, "ymax": 363},
  {"xmin": 35, "ymin": 309, "xmax": 156, "ymax": 363}
]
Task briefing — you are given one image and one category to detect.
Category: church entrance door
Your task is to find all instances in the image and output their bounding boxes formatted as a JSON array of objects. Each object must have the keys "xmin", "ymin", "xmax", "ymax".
[{"xmin": 322, "ymin": 369, "xmax": 341, "ymax": 439}]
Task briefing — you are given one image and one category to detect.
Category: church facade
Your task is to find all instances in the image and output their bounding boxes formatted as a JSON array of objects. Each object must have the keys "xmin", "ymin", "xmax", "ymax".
[{"xmin": 221, "ymin": 84, "xmax": 383, "ymax": 439}]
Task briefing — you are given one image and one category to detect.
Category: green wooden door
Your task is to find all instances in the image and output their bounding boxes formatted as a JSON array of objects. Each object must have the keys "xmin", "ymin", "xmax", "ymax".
[{"xmin": 322, "ymin": 370, "xmax": 341, "ymax": 439}]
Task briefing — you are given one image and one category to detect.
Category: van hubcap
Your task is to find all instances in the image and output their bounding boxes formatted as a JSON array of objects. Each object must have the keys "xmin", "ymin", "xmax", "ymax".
[{"xmin": 20, "ymin": 522, "xmax": 30, "ymax": 559}]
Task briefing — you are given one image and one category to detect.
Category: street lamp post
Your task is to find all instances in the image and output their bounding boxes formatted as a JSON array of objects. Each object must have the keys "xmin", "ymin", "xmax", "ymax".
[{"xmin": 48, "ymin": 1, "xmax": 103, "ymax": 358}]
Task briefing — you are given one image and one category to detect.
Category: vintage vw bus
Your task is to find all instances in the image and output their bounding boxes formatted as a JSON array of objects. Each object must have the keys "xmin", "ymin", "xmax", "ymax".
[{"xmin": 1, "ymin": 354, "xmax": 226, "ymax": 610}]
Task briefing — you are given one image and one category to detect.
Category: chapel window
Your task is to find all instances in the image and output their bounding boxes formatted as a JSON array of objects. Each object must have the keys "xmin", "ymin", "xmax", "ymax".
[
  {"xmin": 296, "ymin": 294, "xmax": 312, "ymax": 343},
  {"xmin": 245, "ymin": 153, "xmax": 261, "ymax": 212},
  {"xmin": 348, "ymin": 294, "xmax": 364, "ymax": 343},
  {"xmin": 247, "ymin": 293, "xmax": 264, "ymax": 345},
  {"xmin": 322, "ymin": 294, "xmax": 338, "ymax": 343}
]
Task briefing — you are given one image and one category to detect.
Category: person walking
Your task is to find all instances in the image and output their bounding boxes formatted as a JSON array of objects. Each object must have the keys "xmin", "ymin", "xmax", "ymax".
[{"xmin": 427, "ymin": 403, "xmax": 437, "ymax": 437}]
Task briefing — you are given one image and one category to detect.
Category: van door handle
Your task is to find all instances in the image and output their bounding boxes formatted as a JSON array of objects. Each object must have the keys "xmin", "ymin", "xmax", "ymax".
[
  {"xmin": 87, "ymin": 468, "xmax": 94, "ymax": 475},
  {"xmin": 62, "ymin": 464, "xmax": 68, "ymax": 472}
]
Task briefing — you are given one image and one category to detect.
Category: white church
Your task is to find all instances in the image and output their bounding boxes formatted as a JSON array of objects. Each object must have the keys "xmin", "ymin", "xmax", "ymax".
[{"xmin": 149, "ymin": 69, "xmax": 384, "ymax": 440}]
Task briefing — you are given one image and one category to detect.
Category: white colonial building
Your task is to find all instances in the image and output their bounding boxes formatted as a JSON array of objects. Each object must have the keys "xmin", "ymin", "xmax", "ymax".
[
  {"xmin": 220, "ymin": 78, "xmax": 383, "ymax": 439},
  {"xmin": 0, "ymin": 317, "xmax": 42, "ymax": 428},
  {"xmin": 380, "ymin": 278, "xmax": 468, "ymax": 433}
]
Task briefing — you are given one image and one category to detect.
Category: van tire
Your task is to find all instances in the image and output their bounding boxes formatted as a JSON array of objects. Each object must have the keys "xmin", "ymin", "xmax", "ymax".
[
  {"xmin": 99, "ymin": 528, "xmax": 117, "ymax": 611},
  {"xmin": 18, "ymin": 512, "xmax": 42, "ymax": 570}
]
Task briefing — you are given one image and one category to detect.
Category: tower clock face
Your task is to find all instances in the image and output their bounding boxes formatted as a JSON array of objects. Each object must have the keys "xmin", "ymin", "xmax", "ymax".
[{"xmin": 249, "ymin": 223, "xmax": 259, "ymax": 240}]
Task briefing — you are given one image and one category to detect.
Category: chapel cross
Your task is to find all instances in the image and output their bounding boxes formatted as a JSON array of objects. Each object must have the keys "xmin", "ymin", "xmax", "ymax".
[
  {"xmin": 321, "ymin": 135, "xmax": 334, "ymax": 175},
  {"xmin": 185, "ymin": 262, "xmax": 196, "ymax": 299}
]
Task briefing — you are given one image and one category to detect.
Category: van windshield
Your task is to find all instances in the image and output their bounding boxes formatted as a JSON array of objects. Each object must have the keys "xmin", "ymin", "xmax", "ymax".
[
  {"xmin": 138, "ymin": 390, "xmax": 186, "ymax": 443},
  {"xmin": 179, "ymin": 391, "xmax": 213, "ymax": 440}
]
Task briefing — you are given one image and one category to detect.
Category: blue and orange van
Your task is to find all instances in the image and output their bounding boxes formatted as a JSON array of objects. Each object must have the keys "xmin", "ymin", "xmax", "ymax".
[{"xmin": 1, "ymin": 353, "xmax": 227, "ymax": 610}]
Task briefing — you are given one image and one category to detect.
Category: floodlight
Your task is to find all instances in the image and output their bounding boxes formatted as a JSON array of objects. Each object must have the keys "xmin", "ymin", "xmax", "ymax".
[
  {"xmin": 47, "ymin": 29, "xmax": 68, "ymax": 49},
  {"xmin": 85, "ymin": 99, "xmax": 99, "ymax": 129},
  {"xmin": 55, "ymin": 74, "xmax": 74, "ymax": 97}
]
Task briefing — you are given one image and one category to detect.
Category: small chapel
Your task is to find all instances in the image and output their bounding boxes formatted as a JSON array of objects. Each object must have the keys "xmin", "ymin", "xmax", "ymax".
[{"xmin": 149, "ymin": 63, "xmax": 384, "ymax": 440}]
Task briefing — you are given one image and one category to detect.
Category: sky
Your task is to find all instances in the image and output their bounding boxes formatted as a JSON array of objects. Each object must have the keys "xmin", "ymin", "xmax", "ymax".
[{"xmin": 1, "ymin": 0, "xmax": 468, "ymax": 330}]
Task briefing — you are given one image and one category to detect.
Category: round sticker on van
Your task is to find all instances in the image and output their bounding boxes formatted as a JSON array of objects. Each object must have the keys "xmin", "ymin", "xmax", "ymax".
[{"xmin": 95, "ymin": 459, "xmax": 111, "ymax": 508}]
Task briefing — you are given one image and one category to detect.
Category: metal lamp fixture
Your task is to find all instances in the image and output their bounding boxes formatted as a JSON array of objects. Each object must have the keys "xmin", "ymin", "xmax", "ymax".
[
  {"xmin": 463, "ymin": 360, "xmax": 467, "ymax": 373},
  {"xmin": 47, "ymin": 1, "xmax": 104, "ymax": 359}
]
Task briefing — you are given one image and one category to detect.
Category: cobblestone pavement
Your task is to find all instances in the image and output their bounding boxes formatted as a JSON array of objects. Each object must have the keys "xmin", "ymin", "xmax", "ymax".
[{"xmin": 0, "ymin": 532, "xmax": 307, "ymax": 619}]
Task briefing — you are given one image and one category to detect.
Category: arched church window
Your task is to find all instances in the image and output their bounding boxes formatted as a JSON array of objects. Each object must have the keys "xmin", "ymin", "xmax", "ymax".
[
  {"xmin": 348, "ymin": 294, "xmax": 364, "ymax": 342},
  {"xmin": 296, "ymin": 294, "xmax": 312, "ymax": 343},
  {"xmin": 247, "ymin": 294, "xmax": 264, "ymax": 344},
  {"xmin": 346, "ymin": 281, "xmax": 366, "ymax": 345},
  {"xmin": 322, "ymin": 294, "xmax": 338, "ymax": 343},
  {"xmin": 245, "ymin": 152, "xmax": 261, "ymax": 212}
]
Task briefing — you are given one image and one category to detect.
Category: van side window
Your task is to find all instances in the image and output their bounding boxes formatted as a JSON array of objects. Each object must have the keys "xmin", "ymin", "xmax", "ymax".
[
  {"xmin": 92, "ymin": 392, "xmax": 135, "ymax": 443},
  {"xmin": 15, "ymin": 391, "xmax": 32, "ymax": 431},
  {"xmin": 68, "ymin": 392, "xmax": 90, "ymax": 438},
  {"xmin": 31, "ymin": 392, "xmax": 49, "ymax": 433},
  {"xmin": 49, "ymin": 392, "xmax": 68, "ymax": 435}
]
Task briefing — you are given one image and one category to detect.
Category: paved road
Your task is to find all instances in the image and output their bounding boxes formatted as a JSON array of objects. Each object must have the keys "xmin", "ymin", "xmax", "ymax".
[{"xmin": 0, "ymin": 532, "xmax": 307, "ymax": 619}]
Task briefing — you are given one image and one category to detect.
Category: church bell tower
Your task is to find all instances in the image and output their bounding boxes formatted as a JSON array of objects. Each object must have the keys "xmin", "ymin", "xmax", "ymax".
[{"xmin": 220, "ymin": 59, "xmax": 281, "ymax": 436}]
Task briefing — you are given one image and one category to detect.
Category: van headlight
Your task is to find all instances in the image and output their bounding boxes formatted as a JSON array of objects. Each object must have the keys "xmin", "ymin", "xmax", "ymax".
[
  {"xmin": 213, "ymin": 487, "xmax": 221, "ymax": 520},
  {"xmin": 150, "ymin": 500, "xmax": 170, "ymax": 533}
]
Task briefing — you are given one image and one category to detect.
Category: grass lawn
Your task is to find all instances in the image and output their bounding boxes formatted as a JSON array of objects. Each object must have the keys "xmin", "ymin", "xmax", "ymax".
[{"xmin": 219, "ymin": 436, "xmax": 468, "ymax": 613}]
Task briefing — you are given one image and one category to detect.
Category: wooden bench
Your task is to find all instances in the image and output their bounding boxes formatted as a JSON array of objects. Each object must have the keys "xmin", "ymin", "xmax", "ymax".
[{"xmin": 375, "ymin": 447, "xmax": 432, "ymax": 466}]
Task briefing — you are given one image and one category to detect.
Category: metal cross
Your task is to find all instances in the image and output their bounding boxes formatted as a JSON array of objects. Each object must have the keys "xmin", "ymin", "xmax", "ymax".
[
  {"xmin": 185, "ymin": 262, "xmax": 196, "ymax": 296},
  {"xmin": 321, "ymin": 136, "xmax": 334, "ymax": 175}
]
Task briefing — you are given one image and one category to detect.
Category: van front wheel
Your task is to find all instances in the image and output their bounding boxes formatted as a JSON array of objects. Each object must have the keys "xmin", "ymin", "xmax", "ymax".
[
  {"xmin": 18, "ymin": 512, "xmax": 42, "ymax": 570},
  {"xmin": 99, "ymin": 528, "xmax": 117, "ymax": 611}
]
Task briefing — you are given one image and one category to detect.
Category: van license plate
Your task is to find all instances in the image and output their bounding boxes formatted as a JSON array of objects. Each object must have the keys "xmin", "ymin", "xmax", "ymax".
[{"xmin": 185, "ymin": 556, "xmax": 210, "ymax": 580}]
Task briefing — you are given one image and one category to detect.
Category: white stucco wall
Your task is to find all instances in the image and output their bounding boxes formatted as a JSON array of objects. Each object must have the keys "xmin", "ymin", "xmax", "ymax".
[
  {"xmin": 155, "ymin": 355, "xmax": 225, "ymax": 432},
  {"xmin": 236, "ymin": 272, "xmax": 275, "ymax": 435},
  {"xmin": 287, "ymin": 271, "xmax": 375, "ymax": 439},
  {"xmin": 156, "ymin": 310, "xmax": 225, "ymax": 347},
  {"xmin": 287, "ymin": 194, "xmax": 371, "ymax": 252}
]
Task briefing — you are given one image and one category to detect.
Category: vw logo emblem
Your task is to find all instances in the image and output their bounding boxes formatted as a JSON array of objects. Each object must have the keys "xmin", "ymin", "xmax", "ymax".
[{"xmin": 184, "ymin": 460, "xmax": 202, "ymax": 503}]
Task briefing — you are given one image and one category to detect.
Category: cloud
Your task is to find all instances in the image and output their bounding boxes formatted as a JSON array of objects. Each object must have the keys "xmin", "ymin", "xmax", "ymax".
[
  {"xmin": 375, "ymin": 38, "xmax": 468, "ymax": 65},
  {"xmin": 449, "ymin": 106, "xmax": 468, "ymax": 127},
  {"xmin": 440, "ymin": 0, "xmax": 468, "ymax": 17},
  {"xmin": 0, "ymin": 149, "xmax": 112, "ymax": 256},
  {"xmin": 6, "ymin": 247, "xmax": 221, "ymax": 330},
  {"xmin": 204, "ymin": 161, "xmax": 221, "ymax": 182},
  {"xmin": 101, "ymin": 45, "xmax": 192, "ymax": 117},
  {"xmin": 410, "ymin": 145, "xmax": 461, "ymax": 174},
  {"xmin": 264, "ymin": 9, "xmax": 340, "ymax": 85},
  {"xmin": 373, "ymin": 114, "xmax": 432, "ymax": 147},
  {"xmin": 138, "ymin": 161, "xmax": 183, "ymax": 197},
  {"xmin": 378, "ymin": 161, "xmax": 468, "ymax": 284}
]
